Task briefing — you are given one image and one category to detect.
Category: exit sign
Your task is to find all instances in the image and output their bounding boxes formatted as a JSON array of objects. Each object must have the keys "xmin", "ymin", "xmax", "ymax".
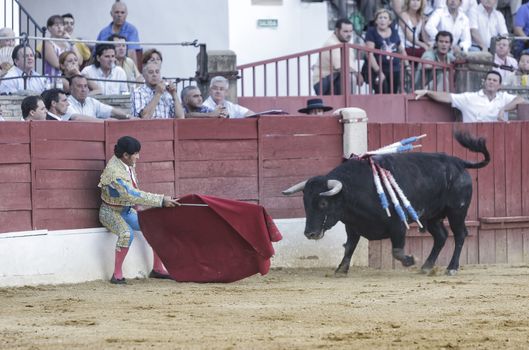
[{"xmin": 257, "ymin": 19, "xmax": 278, "ymax": 28}]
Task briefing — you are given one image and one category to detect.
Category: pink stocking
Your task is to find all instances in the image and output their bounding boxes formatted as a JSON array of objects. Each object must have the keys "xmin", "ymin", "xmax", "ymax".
[{"xmin": 113, "ymin": 247, "xmax": 129, "ymax": 279}]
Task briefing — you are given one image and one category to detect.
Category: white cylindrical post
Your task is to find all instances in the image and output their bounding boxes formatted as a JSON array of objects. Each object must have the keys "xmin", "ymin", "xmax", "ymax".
[{"xmin": 336, "ymin": 107, "xmax": 368, "ymax": 159}]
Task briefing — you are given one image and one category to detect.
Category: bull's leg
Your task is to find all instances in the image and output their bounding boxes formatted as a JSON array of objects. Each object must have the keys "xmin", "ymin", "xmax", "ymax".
[
  {"xmin": 421, "ymin": 220, "xmax": 449, "ymax": 274},
  {"xmin": 390, "ymin": 231, "xmax": 415, "ymax": 267},
  {"xmin": 335, "ymin": 226, "xmax": 361, "ymax": 275},
  {"xmin": 446, "ymin": 212, "xmax": 469, "ymax": 276}
]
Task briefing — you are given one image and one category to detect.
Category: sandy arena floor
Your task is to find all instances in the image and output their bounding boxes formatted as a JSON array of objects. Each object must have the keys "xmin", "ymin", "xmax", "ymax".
[{"xmin": 1, "ymin": 264, "xmax": 528, "ymax": 349}]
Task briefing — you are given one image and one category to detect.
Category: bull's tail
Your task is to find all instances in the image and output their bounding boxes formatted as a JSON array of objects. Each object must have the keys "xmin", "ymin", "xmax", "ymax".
[{"xmin": 454, "ymin": 131, "xmax": 490, "ymax": 169}]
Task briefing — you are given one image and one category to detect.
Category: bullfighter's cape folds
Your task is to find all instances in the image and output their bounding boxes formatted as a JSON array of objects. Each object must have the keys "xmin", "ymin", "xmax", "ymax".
[{"xmin": 138, "ymin": 194, "xmax": 282, "ymax": 283}]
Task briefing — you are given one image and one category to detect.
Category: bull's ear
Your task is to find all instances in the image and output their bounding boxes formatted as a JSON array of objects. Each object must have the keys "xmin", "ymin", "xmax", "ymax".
[
  {"xmin": 319, "ymin": 179, "xmax": 342, "ymax": 197},
  {"xmin": 282, "ymin": 180, "xmax": 307, "ymax": 195}
]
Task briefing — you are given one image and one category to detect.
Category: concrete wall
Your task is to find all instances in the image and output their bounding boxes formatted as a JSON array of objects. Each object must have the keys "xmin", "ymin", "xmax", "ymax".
[
  {"xmin": 228, "ymin": 0, "xmax": 331, "ymax": 65},
  {"xmin": 18, "ymin": 0, "xmax": 230, "ymax": 79},
  {"xmin": 0, "ymin": 219, "xmax": 368, "ymax": 287}
]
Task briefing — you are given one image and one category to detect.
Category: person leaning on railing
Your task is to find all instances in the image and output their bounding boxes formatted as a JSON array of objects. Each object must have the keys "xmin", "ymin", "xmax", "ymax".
[
  {"xmin": 398, "ymin": 0, "xmax": 431, "ymax": 58},
  {"xmin": 414, "ymin": 30, "xmax": 455, "ymax": 91},
  {"xmin": 81, "ymin": 43, "xmax": 129, "ymax": 95},
  {"xmin": 415, "ymin": 70, "xmax": 527, "ymax": 122},
  {"xmin": 0, "ymin": 44, "xmax": 46, "ymax": 95},
  {"xmin": 312, "ymin": 18, "xmax": 363, "ymax": 95}
]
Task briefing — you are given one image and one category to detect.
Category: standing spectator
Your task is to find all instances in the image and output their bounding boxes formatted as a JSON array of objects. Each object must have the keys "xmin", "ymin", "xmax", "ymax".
[
  {"xmin": 42, "ymin": 15, "xmax": 82, "ymax": 86},
  {"xmin": 96, "ymin": 1, "xmax": 140, "ymax": 65},
  {"xmin": 365, "ymin": 9, "xmax": 409, "ymax": 94},
  {"xmin": 415, "ymin": 70, "xmax": 527, "ymax": 122},
  {"xmin": 21, "ymin": 95, "xmax": 47, "ymax": 121},
  {"xmin": 58, "ymin": 51, "xmax": 101, "ymax": 95},
  {"xmin": 108, "ymin": 34, "xmax": 143, "ymax": 90},
  {"xmin": 0, "ymin": 27, "xmax": 16, "ymax": 77},
  {"xmin": 181, "ymin": 85, "xmax": 225, "ymax": 118},
  {"xmin": 81, "ymin": 43, "xmax": 128, "ymax": 95},
  {"xmin": 493, "ymin": 36, "xmax": 518, "ymax": 85},
  {"xmin": 415, "ymin": 31, "xmax": 455, "ymax": 90},
  {"xmin": 425, "ymin": 0, "xmax": 472, "ymax": 54},
  {"xmin": 469, "ymin": 0, "xmax": 508, "ymax": 52},
  {"xmin": 203, "ymin": 76, "xmax": 254, "ymax": 118},
  {"xmin": 399, "ymin": 0, "xmax": 430, "ymax": 58},
  {"xmin": 41, "ymin": 88, "xmax": 70, "ymax": 121},
  {"xmin": 142, "ymin": 48, "xmax": 163, "ymax": 67},
  {"xmin": 312, "ymin": 18, "xmax": 363, "ymax": 95},
  {"xmin": 67, "ymin": 74, "xmax": 130, "ymax": 120},
  {"xmin": 0, "ymin": 45, "xmax": 46, "ymax": 94},
  {"xmin": 99, "ymin": 136, "xmax": 179, "ymax": 284},
  {"xmin": 130, "ymin": 62, "xmax": 184, "ymax": 119},
  {"xmin": 61, "ymin": 13, "xmax": 91, "ymax": 67}
]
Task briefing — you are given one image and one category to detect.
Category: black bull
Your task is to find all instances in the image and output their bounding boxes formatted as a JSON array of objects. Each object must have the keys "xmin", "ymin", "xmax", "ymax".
[{"xmin": 282, "ymin": 132, "xmax": 490, "ymax": 276}]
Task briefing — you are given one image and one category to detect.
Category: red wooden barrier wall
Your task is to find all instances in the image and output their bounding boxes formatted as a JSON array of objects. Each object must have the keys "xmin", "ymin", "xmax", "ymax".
[{"xmin": 1, "ymin": 118, "xmax": 528, "ymax": 267}]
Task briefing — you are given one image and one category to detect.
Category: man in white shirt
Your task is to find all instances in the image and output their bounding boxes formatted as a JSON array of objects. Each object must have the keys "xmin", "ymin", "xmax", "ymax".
[
  {"xmin": 0, "ymin": 44, "xmax": 46, "ymax": 94},
  {"xmin": 414, "ymin": 70, "xmax": 527, "ymax": 122},
  {"xmin": 469, "ymin": 0, "xmax": 509, "ymax": 51},
  {"xmin": 66, "ymin": 74, "xmax": 130, "ymax": 120},
  {"xmin": 81, "ymin": 43, "xmax": 128, "ymax": 95},
  {"xmin": 203, "ymin": 76, "xmax": 254, "ymax": 118},
  {"xmin": 425, "ymin": 0, "xmax": 472, "ymax": 54}
]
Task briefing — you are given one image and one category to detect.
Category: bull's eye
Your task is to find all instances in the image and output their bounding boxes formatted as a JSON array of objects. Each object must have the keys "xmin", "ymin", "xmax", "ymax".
[{"xmin": 318, "ymin": 199, "xmax": 328, "ymax": 209}]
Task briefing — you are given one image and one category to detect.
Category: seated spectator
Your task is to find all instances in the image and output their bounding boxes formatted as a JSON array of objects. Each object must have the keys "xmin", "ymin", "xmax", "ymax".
[
  {"xmin": 59, "ymin": 50, "xmax": 101, "ymax": 95},
  {"xmin": 415, "ymin": 30, "xmax": 455, "ymax": 90},
  {"xmin": 508, "ymin": 51, "xmax": 529, "ymax": 86},
  {"xmin": 469, "ymin": 0, "xmax": 508, "ymax": 52},
  {"xmin": 0, "ymin": 27, "xmax": 16, "ymax": 77},
  {"xmin": 493, "ymin": 36, "xmax": 518, "ymax": 85},
  {"xmin": 424, "ymin": 0, "xmax": 472, "ymax": 55},
  {"xmin": 513, "ymin": 2, "xmax": 529, "ymax": 57},
  {"xmin": 415, "ymin": 70, "xmax": 527, "ymax": 122},
  {"xmin": 297, "ymin": 98, "xmax": 333, "ymax": 115},
  {"xmin": 181, "ymin": 85, "xmax": 225, "ymax": 118},
  {"xmin": 62, "ymin": 13, "xmax": 91, "ymax": 68},
  {"xmin": 108, "ymin": 34, "xmax": 143, "ymax": 90},
  {"xmin": 41, "ymin": 88, "xmax": 70, "ymax": 121},
  {"xmin": 0, "ymin": 45, "xmax": 46, "ymax": 94},
  {"xmin": 496, "ymin": 0, "xmax": 522, "ymax": 33},
  {"xmin": 399, "ymin": 0, "xmax": 430, "ymax": 58},
  {"xmin": 142, "ymin": 48, "xmax": 163, "ymax": 67},
  {"xmin": 97, "ymin": 1, "xmax": 140, "ymax": 65},
  {"xmin": 365, "ymin": 9, "xmax": 409, "ymax": 94},
  {"xmin": 203, "ymin": 76, "xmax": 254, "ymax": 118},
  {"xmin": 42, "ymin": 15, "xmax": 82, "ymax": 86},
  {"xmin": 67, "ymin": 74, "xmax": 130, "ymax": 121},
  {"xmin": 21, "ymin": 95, "xmax": 47, "ymax": 121},
  {"xmin": 312, "ymin": 18, "xmax": 362, "ymax": 95},
  {"xmin": 81, "ymin": 43, "xmax": 128, "ymax": 95},
  {"xmin": 130, "ymin": 62, "xmax": 184, "ymax": 119}
]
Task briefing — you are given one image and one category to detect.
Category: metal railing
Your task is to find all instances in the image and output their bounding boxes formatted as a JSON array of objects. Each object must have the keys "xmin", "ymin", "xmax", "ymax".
[{"xmin": 237, "ymin": 42, "xmax": 455, "ymax": 98}]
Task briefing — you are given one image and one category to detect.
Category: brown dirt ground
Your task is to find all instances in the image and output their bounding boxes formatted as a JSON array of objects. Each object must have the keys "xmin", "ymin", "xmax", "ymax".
[{"xmin": 1, "ymin": 264, "xmax": 528, "ymax": 350}]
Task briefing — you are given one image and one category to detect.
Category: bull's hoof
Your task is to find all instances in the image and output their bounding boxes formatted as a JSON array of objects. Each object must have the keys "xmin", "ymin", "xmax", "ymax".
[
  {"xmin": 420, "ymin": 266, "xmax": 432, "ymax": 274},
  {"xmin": 445, "ymin": 269, "xmax": 458, "ymax": 276},
  {"xmin": 334, "ymin": 266, "xmax": 349, "ymax": 277},
  {"xmin": 402, "ymin": 255, "xmax": 415, "ymax": 267}
]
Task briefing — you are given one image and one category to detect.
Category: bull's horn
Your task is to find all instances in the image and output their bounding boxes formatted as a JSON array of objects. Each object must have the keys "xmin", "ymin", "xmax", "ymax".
[
  {"xmin": 320, "ymin": 179, "xmax": 343, "ymax": 197},
  {"xmin": 282, "ymin": 180, "xmax": 307, "ymax": 195}
]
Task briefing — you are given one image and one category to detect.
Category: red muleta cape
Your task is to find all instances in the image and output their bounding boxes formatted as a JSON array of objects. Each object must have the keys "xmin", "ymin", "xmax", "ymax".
[{"xmin": 138, "ymin": 194, "xmax": 283, "ymax": 283}]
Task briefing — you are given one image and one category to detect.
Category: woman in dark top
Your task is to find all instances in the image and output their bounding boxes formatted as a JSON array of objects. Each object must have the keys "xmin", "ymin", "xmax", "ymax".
[{"xmin": 365, "ymin": 8, "xmax": 409, "ymax": 94}]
